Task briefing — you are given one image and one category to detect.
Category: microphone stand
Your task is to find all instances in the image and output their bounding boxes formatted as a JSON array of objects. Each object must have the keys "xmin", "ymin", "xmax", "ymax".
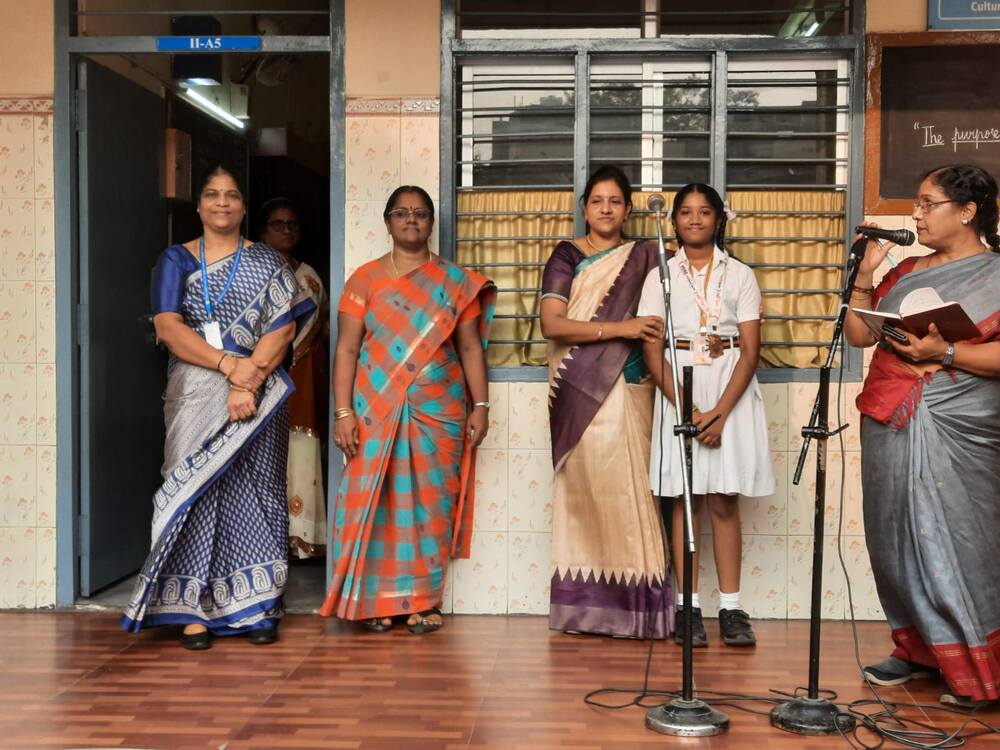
[
  {"xmin": 645, "ymin": 205, "xmax": 728, "ymax": 737},
  {"xmin": 769, "ymin": 238, "xmax": 865, "ymax": 735}
]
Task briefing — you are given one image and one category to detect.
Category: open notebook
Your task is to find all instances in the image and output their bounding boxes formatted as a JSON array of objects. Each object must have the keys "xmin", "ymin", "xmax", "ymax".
[{"xmin": 851, "ymin": 287, "xmax": 981, "ymax": 342}]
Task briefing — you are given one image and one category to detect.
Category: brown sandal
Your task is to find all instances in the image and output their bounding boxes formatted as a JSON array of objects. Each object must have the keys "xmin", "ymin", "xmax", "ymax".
[
  {"xmin": 407, "ymin": 608, "xmax": 443, "ymax": 634},
  {"xmin": 362, "ymin": 617, "xmax": 393, "ymax": 633}
]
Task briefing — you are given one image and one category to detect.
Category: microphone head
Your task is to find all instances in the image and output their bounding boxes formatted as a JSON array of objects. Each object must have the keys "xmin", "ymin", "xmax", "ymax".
[
  {"xmin": 893, "ymin": 229, "xmax": 916, "ymax": 246},
  {"xmin": 647, "ymin": 194, "xmax": 665, "ymax": 213}
]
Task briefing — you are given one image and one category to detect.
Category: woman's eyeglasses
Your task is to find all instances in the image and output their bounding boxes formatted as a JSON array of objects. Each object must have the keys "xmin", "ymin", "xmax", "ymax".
[
  {"xmin": 387, "ymin": 208, "xmax": 432, "ymax": 221},
  {"xmin": 266, "ymin": 219, "xmax": 300, "ymax": 233},
  {"xmin": 912, "ymin": 199, "xmax": 958, "ymax": 214}
]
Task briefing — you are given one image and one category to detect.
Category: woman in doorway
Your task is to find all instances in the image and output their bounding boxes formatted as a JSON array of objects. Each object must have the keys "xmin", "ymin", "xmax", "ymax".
[
  {"xmin": 846, "ymin": 164, "xmax": 1000, "ymax": 708},
  {"xmin": 638, "ymin": 183, "xmax": 773, "ymax": 649},
  {"xmin": 321, "ymin": 185, "xmax": 495, "ymax": 634},
  {"xmin": 122, "ymin": 166, "xmax": 315, "ymax": 650},
  {"xmin": 260, "ymin": 198, "xmax": 329, "ymax": 560},
  {"xmin": 540, "ymin": 165, "xmax": 671, "ymax": 639}
]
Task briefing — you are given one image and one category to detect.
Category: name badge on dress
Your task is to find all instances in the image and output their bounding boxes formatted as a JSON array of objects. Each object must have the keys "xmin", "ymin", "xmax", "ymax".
[
  {"xmin": 692, "ymin": 333, "xmax": 713, "ymax": 365},
  {"xmin": 203, "ymin": 321, "xmax": 224, "ymax": 350}
]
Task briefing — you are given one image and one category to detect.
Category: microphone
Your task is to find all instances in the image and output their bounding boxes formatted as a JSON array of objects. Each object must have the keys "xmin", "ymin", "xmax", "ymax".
[
  {"xmin": 648, "ymin": 194, "xmax": 670, "ymax": 290},
  {"xmin": 853, "ymin": 226, "xmax": 916, "ymax": 246}
]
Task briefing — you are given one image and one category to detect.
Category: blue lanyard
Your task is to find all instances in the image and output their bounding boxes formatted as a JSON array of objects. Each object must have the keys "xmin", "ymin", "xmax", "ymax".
[{"xmin": 199, "ymin": 236, "xmax": 244, "ymax": 320}]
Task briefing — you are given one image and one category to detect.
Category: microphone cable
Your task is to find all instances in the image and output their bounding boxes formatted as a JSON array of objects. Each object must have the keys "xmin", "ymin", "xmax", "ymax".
[{"xmin": 582, "ymin": 309, "xmax": 1000, "ymax": 748}]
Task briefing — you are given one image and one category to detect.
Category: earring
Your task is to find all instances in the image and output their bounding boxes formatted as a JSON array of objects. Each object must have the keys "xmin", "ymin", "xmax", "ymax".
[{"xmin": 962, "ymin": 219, "xmax": 970, "ymax": 225}]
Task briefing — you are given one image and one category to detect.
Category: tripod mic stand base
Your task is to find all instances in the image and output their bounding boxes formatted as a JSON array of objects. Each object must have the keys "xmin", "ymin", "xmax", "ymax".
[
  {"xmin": 645, "ymin": 699, "xmax": 729, "ymax": 737},
  {"xmin": 770, "ymin": 696, "xmax": 856, "ymax": 735}
]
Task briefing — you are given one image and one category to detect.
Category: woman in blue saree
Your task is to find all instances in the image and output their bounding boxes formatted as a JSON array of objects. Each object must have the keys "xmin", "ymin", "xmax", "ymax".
[{"xmin": 122, "ymin": 166, "xmax": 315, "ymax": 649}]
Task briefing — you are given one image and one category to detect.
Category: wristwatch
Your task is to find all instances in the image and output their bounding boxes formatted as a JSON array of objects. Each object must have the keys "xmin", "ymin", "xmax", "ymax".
[{"xmin": 941, "ymin": 343, "xmax": 955, "ymax": 367}]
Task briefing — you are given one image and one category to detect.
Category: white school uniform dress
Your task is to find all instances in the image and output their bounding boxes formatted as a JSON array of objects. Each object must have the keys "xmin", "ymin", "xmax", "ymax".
[{"xmin": 637, "ymin": 246, "xmax": 774, "ymax": 498}]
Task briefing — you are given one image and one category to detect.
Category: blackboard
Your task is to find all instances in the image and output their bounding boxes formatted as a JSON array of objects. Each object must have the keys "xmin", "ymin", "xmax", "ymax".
[{"xmin": 865, "ymin": 32, "xmax": 1000, "ymax": 214}]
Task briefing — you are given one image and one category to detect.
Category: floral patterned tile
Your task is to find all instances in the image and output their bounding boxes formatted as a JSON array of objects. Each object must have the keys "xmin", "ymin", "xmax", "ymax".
[
  {"xmin": 0, "ymin": 445, "xmax": 35, "ymax": 526},
  {"xmin": 741, "ymin": 452, "xmax": 787, "ymax": 535},
  {"xmin": 400, "ymin": 116, "xmax": 440, "ymax": 203},
  {"xmin": 35, "ymin": 282, "xmax": 54, "ymax": 363},
  {"xmin": 452, "ymin": 530, "xmax": 508, "ymax": 614},
  {"xmin": 34, "ymin": 198, "xmax": 53, "ymax": 280},
  {"xmin": 345, "ymin": 116, "xmax": 401, "ymax": 203},
  {"xmin": 36, "ymin": 362, "xmax": 55, "ymax": 446},
  {"xmin": 0, "ymin": 281, "xmax": 35, "ymax": 362},
  {"xmin": 473, "ymin": 449, "xmax": 507, "ymax": 532},
  {"xmin": 741, "ymin": 534, "xmax": 789, "ymax": 619},
  {"xmin": 36, "ymin": 445, "xmax": 55, "ymax": 528},
  {"xmin": 507, "ymin": 531, "xmax": 551, "ymax": 615},
  {"xmin": 0, "ymin": 526, "xmax": 36, "ymax": 608},
  {"xmin": 0, "ymin": 115, "xmax": 35, "ymax": 198},
  {"xmin": 34, "ymin": 115, "xmax": 52, "ymax": 199},
  {"xmin": 344, "ymin": 201, "xmax": 390, "ymax": 278},
  {"xmin": 479, "ymin": 382, "xmax": 508, "ymax": 450},
  {"xmin": 0, "ymin": 364, "xmax": 36, "ymax": 444},
  {"xmin": 759, "ymin": 382, "xmax": 787, "ymax": 453},
  {"xmin": 0, "ymin": 198, "xmax": 35, "ymax": 280},
  {"xmin": 508, "ymin": 382, "xmax": 550, "ymax": 450},
  {"xmin": 35, "ymin": 527, "xmax": 55, "ymax": 608},
  {"xmin": 507, "ymin": 450, "xmax": 553, "ymax": 533},
  {"xmin": 787, "ymin": 535, "xmax": 845, "ymax": 620},
  {"xmin": 839, "ymin": 536, "xmax": 884, "ymax": 621}
]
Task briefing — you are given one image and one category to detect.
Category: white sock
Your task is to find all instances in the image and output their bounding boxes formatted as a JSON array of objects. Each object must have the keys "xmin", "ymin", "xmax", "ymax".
[
  {"xmin": 719, "ymin": 590, "xmax": 741, "ymax": 611},
  {"xmin": 677, "ymin": 592, "xmax": 701, "ymax": 609}
]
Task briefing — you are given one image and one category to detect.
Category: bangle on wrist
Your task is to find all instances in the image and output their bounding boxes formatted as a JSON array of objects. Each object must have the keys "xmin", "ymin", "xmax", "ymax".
[
  {"xmin": 597, "ymin": 324, "xmax": 605, "ymax": 340},
  {"xmin": 472, "ymin": 401, "xmax": 490, "ymax": 410},
  {"xmin": 217, "ymin": 353, "xmax": 230, "ymax": 373},
  {"xmin": 334, "ymin": 408, "xmax": 355, "ymax": 421},
  {"xmin": 941, "ymin": 342, "xmax": 955, "ymax": 367},
  {"xmin": 853, "ymin": 285, "xmax": 875, "ymax": 294}
]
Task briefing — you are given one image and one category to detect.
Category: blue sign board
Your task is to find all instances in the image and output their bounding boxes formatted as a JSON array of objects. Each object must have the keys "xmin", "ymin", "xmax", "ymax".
[
  {"xmin": 156, "ymin": 36, "xmax": 263, "ymax": 52},
  {"xmin": 929, "ymin": 0, "xmax": 1000, "ymax": 29}
]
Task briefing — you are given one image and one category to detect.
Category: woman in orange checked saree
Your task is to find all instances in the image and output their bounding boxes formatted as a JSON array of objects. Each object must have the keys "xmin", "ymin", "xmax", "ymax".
[
  {"xmin": 321, "ymin": 186, "xmax": 495, "ymax": 634},
  {"xmin": 540, "ymin": 166, "xmax": 672, "ymax": 639}
]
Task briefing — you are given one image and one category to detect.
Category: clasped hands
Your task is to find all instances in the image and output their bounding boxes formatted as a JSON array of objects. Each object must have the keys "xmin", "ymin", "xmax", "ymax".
[{"xmin": 221, "ymin": 355, "xmax": 268, "ymax": 422}]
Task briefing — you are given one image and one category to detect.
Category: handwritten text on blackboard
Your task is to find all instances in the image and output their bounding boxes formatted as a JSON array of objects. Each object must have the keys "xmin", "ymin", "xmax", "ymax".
[{"xmin": 915, "ymin": 121, "xmax": 1000, "ymax": 152}]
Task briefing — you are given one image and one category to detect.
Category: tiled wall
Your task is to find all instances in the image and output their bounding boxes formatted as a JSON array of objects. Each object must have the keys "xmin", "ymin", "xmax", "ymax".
[
  {"xmin": 0, "ymin": 97, "xmax": 56, "ymax": 609},
  {"xmin": 343, "ymin": 96, "xmax": 903, "ymax": 621}
]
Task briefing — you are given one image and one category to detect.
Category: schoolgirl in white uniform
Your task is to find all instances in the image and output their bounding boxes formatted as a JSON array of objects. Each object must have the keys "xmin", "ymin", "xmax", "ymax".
[{"xmin": 638, "ymin": 183, "xmax": 774, "ymax": 648}]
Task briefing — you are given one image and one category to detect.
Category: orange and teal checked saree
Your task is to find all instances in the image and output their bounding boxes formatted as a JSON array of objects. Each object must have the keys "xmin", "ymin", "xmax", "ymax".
[{"xmin": 321, "ymin": 257, "xmax": 495, "ymax": 621}]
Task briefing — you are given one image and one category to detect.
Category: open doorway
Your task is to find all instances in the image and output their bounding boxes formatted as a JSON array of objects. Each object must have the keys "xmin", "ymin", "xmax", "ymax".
[{"xmin": 73, "ymin": 31, "xmax": 333, "ymax": 613}]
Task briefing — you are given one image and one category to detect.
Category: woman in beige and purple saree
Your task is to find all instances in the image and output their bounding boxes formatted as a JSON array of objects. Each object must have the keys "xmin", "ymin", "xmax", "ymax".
[{"xmin": 540, "ymin": 165, "xmax": 672, "ymax": 639}]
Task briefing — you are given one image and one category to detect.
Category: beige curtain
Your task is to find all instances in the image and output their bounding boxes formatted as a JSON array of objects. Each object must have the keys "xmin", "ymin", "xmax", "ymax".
[{"xmin": 457, "ymin": 189, "xmax": 844, "ymax": 369}]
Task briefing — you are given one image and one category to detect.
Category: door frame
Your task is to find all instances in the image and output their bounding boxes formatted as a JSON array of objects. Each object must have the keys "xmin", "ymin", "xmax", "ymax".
[{"xmin": 53, "ymin": 0, "xmax": 346, "ymax": 605}]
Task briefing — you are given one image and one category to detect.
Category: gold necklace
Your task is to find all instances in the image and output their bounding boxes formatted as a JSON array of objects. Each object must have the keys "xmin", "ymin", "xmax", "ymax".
[
  {"xmin": 585, "ymin": 234, "xmax": 621, "ymax": 255},
  {"xmin": 389, "ymin": 248, "xmax": 431, "ymax": 277}
]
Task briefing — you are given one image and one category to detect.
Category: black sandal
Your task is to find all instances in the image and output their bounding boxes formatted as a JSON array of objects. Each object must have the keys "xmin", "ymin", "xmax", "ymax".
[
  {"xmin": 362, "ymin": 617, "xmax": 393, "ymax": 633},
  {"xmin": 407, "ymin": 608, "xmax": 443, "ymax": 634}
]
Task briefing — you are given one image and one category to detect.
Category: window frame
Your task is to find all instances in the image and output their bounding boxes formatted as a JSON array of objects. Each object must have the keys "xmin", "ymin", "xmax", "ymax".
[{"xmin": 440, "ymin": 0, "xmax": 867, "ymax": 383}]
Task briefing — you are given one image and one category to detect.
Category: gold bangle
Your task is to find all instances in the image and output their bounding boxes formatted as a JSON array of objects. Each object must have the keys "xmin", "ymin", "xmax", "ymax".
[
  {"xmin": 217, "ymin": 353, "xmax": 229, "ymax": 372},
  {"xmin": 334, "ymin": 408, "xmax": 355, "ymax": 421}
]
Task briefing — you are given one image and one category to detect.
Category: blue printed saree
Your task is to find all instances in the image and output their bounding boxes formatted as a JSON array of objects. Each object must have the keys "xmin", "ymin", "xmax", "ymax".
[{"xmin": 122, "ymin": 242, "xmax": 314, "ymax": 635}]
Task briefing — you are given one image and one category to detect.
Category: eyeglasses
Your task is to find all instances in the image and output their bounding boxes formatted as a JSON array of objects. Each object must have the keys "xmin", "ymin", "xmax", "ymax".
[
  {"xmin": 387, "ymin": 208, "xmax": 432, "ymax": 221},
  {"xmin": 912, "ymin": 199, "xmax": 959, "ymax": 214},
  {"xmin": 266, "ymin": 219, "xmax": 300, "ymax": 233}
]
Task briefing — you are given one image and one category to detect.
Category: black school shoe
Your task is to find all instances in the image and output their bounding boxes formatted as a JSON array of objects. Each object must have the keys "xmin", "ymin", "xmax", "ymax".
[
  {"xmin": 718, "ymin": 608, "xmax": 756, "ymax": 646},
  {"xmin": 674, "ymin": 607, "xmax": 709, "ymax": 648},
  {"xmin": 247, "ymin": 626, "xmax": 278, "ymax": 645},
  {"xmin": 180, "ymin": 628, "xmax": 212, "ymax": 650}
]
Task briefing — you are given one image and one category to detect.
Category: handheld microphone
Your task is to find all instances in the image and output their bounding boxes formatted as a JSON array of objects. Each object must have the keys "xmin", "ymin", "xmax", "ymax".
[
  {"xmin": 647, "ymin": 194, "xmax": 670, "ymax": 290},
  {"xmin": 853, "ymin": 226, "xmax": 916, "ymax": 246}
]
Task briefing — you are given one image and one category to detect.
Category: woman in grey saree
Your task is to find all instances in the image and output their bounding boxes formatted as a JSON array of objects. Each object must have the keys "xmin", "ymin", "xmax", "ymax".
[
  {"xmin": 846, "ymin": 164, "xmax": 1000, "ymax": 707},
  {"xmin": 122, "ymin": 167, "xmax": 314, "ymax": 648}
]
